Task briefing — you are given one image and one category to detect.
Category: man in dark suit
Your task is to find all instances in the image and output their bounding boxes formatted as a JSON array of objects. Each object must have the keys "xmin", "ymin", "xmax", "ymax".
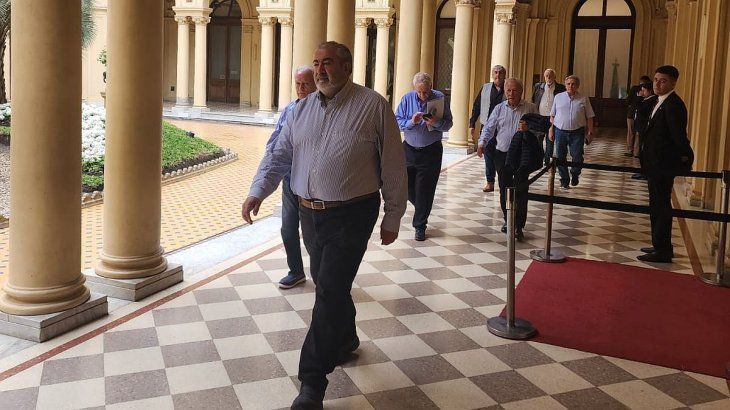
[
  {"xmin": 532, "ymin": 69, "xmax": 566, "ymax": 165},
  {"xmin": 637, "ymin": 65, "xmax": 693, "ymax": 263}
]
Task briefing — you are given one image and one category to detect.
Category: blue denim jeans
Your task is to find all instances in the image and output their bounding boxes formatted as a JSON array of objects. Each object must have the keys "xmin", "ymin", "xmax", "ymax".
[
  {"xmin": 554, "ymin": 127, "xmax": 585, "ymax": 184},
  {"xmin": 281, "ymin": 174, "xmax": 304, "ymax": 275}
]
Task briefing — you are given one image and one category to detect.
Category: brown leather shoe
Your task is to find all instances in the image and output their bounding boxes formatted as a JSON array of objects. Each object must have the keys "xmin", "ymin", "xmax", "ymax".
[{"xmin": 482, "ymin": 182, "xmax": 494, "ymax": 192}]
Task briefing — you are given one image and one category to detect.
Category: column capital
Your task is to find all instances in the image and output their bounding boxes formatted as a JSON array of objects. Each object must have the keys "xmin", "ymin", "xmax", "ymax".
[
  {"xmin": 174, "ymin": 16, "xmax": 191, "ymax": 25},
  {"xmin": 242, "ymin": 24, "xmax": 254, "ymax": 33},
  {"xmin": 355, "ymin": 17, "xmax": 371, "ymax": 28},
  {"xmin": 374, "ymin": 17, "xmax": 393, "ymax": 28},
  {"xmin": 192, "ymin": 16, "xmax": 210, "ymax": 25},
  {"xmin": 279, "ymin": 16, "xmax": 293, "ymax": 27},
  {"xmin": 495, "ymin": 12, "xmax": 513, "ymax": 24},
  {"xmin": 258, "ymin": 16, "xmax": 278, "ymax": 26},
  {"xmin": 455, "ymin": 0, "xmax": 481, "ymax": 7}
]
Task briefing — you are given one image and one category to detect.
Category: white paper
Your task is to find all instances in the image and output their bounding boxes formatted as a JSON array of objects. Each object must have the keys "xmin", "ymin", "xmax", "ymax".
[{"xmin": 426, "ymin": 98, "xmax": 444, "ymax": 131}]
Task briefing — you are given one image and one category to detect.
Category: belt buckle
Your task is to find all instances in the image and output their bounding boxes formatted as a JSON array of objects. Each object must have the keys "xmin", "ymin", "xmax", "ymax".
[{"xmin": 312, "ymin": 200, "xmax": 326, "ymax": 210}]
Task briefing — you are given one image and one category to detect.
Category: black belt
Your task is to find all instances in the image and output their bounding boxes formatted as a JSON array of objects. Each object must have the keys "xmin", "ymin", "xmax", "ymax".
[{"xmin": 298, "ymin": 192, "xmax": 379, "ymax": 210}]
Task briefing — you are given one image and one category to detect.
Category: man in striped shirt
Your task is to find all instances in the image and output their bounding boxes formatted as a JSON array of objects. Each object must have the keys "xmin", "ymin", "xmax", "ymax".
[{"xmin": 242, "ymin": 42, "xmax": 407, "ymax": 409}]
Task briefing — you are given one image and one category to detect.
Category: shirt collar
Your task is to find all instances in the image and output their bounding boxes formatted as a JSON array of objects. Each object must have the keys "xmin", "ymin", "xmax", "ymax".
[
  {"xmin": 505, "ymin": 100, "xmax": 526, "ymax": 110},
  {"xmin": 657, "ymin": 89, "xmax": 674, "ymax": 102}
]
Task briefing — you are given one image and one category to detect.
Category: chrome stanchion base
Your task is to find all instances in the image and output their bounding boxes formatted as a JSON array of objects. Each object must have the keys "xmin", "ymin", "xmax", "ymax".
[
  {"xmin": 487, "ymin": 316, "xmax": 537, "ymax": 340},
  {"xmin": 699, "ymin": 272, "xmax": 730, "ymax": 287},
  {"xmin": 530, "ymin": 249, "xmax": 566, "ymax": 263}
]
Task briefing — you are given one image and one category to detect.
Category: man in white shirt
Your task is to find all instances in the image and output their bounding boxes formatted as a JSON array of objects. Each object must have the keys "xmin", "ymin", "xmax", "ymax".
[
  {"xmin": 477, "ymin": 78, "xmax": 538, "ymax": 239},
  {"xmin": 548, "ymin": 75, "xmax": 595, "ymax": 190}
]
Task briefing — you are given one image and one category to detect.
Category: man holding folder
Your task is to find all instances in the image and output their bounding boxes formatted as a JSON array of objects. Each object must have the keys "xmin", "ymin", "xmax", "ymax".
[{"xmin": 395, "ymin": 72, "xmax": 453, "ymax": 241}]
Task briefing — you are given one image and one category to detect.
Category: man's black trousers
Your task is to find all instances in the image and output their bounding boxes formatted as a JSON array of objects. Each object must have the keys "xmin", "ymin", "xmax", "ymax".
[
  {"xmin": 297, "ymin": 195, "xmax": 380, "ymax": 392},
  {"xmin": 493, "ymin": 149, "xmax": 528, "ymax": 230},
  {"xmin": 647, "ymin": 174, "xmax": 675, "ymax": 256},
  {"xmin": 404, "ymin": 141, "xmax": 443, "ymax": 229}
]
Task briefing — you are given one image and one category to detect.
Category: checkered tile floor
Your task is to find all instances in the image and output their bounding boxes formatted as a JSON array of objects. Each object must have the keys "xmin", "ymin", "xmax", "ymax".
[{"xmin": 0, "ymin": 131, "xmax": 727, "ymax": 409}]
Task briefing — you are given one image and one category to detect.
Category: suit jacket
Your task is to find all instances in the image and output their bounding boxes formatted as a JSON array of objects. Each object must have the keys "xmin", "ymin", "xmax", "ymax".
[
  {"xmin": 641, "ymin": 92, "xmax": 693, "ymax": 176},
  {"xmin": 532, "ymin": 82, "xmax": 567, "ymax": 109}
]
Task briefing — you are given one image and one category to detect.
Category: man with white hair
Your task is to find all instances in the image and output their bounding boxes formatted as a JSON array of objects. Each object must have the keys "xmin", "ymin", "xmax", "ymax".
[
  {"xmin": 470, "ymin": 65, "xmax": 507, "ymax": 192},
  {"xmin": 532, "ymin": 68, "xmax": 566, "ymax": 165},
  {"xmin": 265, "ymin": 66, "xmax": 316, "ymax": 289},
  {"xmin": 478, "ymin": 78, "xmax": 538, "ymax": 240},
  {"xmin": 548, "ymin": 74, "xmax": 595, "ymax": 190},
  {"xmin": 395, "ymin": 72, "xmax": 453, "ymax": 241}
]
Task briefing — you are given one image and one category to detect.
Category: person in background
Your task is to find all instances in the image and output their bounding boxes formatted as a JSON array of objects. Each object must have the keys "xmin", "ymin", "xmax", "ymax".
[
  {"xmin": 626, "ymin": 75, "xmax": 653, "ymax": 157},
  {"xmin": 549, "ymin": 75, "xmax": 595, "ymax": 190},
  {"xmin": 477, "ymin": 78, "xmax": 538, "ymax": 240},
  {"xmin": 395, "ymin": 72, "xmax": 453, "ymax": 241},
  {"xmin": 631, "ymin": 82, "xmax": 656, "ymax": 180},
  {"xmin": 531, "ymin": 68, "xmax": 566, "ymax": 165},
  {"xmin": 266, "ymin": 66, "xmax": 316, "ymax": 289},
  {"xmin": 470, "ymin": 65, "xmax": 507, "ymax": 192}
]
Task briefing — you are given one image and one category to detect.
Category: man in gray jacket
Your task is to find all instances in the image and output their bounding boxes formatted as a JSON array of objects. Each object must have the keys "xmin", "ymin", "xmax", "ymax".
[{"xmin": 469, "ymin": 65, "xmax": 506, "ymax": 192}]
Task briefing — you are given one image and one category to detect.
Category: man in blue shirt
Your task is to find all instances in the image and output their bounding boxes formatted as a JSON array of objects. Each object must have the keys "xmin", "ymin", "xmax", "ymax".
[
  {"xmin": 395, "ymin": 72, "xmax": 453, "ymax": 241},
  {"xmin": 265, "ymin": 66, "xmax": 315, "ymax": 288}
]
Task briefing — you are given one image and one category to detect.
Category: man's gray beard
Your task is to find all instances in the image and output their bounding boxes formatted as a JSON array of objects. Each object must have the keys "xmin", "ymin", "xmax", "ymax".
[{"xmin": 316, "ymin": 80, "xmax": 342, "ymax": 97}]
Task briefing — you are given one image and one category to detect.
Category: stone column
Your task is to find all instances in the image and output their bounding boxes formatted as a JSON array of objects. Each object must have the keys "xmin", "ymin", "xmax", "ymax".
[
  {"xmin": 394, "ymin": 0, "xmax": 423, "ymax": 107},
  {"xmin": 374, "ymin": 17, "xmax": 393, "ymax": 98},
  {"xmin": 446, "ymin": 0, "xmax": 479, "ymax": 148},
  {"xmin": 175, "ymin": 16, "xmax": 191, "ymax": 105},
  {"xmin": 292, "ymin": 0, "xmax": 328, "ymax": 97},
  {"xmin": 259, "ymin": 16, "xmax": 277, "ymax": 111},
  {"xmin": 491, "ymin": 1, "xmax": 514, "ymax": 71},
  {"xmin": 278, "ymin": 17, "xmax": 294, "ymax": 110},
  {"xmin": 94, "ymin": 0, "xmax": 176, "ymax": 288},
  {"xmin": 353, "ymin": 17, "xmax": 370, "ymax": 86},
  {"xmin": 420, "ymin": 0, "xmax": 437, "ymax": 76},
  {"xmin": 0, "ymin": 0, "xmax": 90, "ymax": 316},
  {"xmin": 193, "ymin": 16, "xmax": 210, "ymax": 108},
  {"xmin": 327, "ymin": 0, "xmax": 356, "ymax": 52},
  {"xmin": 665, "ymin": 1, "xmax": 677, "ymax": 64}
]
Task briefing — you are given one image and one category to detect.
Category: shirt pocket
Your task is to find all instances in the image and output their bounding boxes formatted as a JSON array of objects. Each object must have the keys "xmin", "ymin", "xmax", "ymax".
[{"xmin": 331, "ymin": 130, "xmax": 378, "ymax": 158}]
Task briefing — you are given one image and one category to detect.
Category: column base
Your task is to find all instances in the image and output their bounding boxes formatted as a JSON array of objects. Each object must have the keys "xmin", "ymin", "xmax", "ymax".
[
  {"xmin": 84, "ymin": 263, "xmax": 183, "ymax": 301},
  {"xmin": 175, "ymin": 97, "xmax": 192, "ymax": 106},
  {"xmin": 0, "ymin": 293, "xmax": 107, "ymax": 342},
  {"xmin": 443, "ymin": 144, "xmax": 476, "ymax": 155}
]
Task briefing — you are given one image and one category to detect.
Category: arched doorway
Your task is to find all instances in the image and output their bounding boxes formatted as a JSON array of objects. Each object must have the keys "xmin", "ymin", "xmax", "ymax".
[
  {"xmin": 570, "ymin": 0, "xmax": 635, "ymax": 127},
  {"xmin": 208, "ymin": 0, "xmax": 243, "ymax": 103},
  {"xmin": 434, "ymin": 0, "xmax": 455, "ymax": 95}
]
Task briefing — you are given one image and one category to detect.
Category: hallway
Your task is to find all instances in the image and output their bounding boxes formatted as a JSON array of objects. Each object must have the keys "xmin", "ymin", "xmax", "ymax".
[{"xmin": 0, "ymin": 130, "xmax": 726, "ymax": 409}]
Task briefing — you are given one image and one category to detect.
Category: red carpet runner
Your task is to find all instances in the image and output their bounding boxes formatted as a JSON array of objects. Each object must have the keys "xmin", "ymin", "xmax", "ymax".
[{"xmin": 514, "ymin": 258, "xmax": 730, "ymax": 378}]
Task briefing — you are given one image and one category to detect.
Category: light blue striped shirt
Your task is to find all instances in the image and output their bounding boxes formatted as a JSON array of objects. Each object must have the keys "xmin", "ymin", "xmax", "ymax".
[
  {"xmin": 395, "ymin": 90, "xmax": 453, "ymax": 148},
  {"xmin": 479, "ymin": 100, "xmax": 538, "ymax": 152},
  {"xmin": 265, "ymin": 99, "xmax": 298, "ymax": 153},
  {"xmin": 249, "ymin": 81, "xmax": 408, "ymax": 232}
]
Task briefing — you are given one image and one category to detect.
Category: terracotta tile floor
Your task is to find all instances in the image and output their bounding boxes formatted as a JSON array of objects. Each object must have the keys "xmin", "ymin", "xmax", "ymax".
[{"xmin": 0, "ymin": 121, "xmax": 279, "ymax": 276}]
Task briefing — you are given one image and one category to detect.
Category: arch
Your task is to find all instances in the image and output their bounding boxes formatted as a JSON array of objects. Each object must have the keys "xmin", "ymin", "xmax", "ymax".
[{"xmin": 558, "ymin": 0, "xmax": 653, "ymax": 84}]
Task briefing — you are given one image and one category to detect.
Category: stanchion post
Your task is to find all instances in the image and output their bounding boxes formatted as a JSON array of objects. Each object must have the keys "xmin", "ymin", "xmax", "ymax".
[
  {"xmin": 487, "ymin": 187, "xmax": 537, "ymax": 340},
  {"xmin": 701, "ymin": 170, "xmax": 730, "ymax": 287},
  {"xmin": 531, "ymin": 158, "xmax": 566, "ymax": 263}
]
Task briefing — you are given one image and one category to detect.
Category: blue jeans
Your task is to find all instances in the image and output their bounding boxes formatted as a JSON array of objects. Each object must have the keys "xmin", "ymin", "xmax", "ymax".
[
  {"xmin": 281, "ymin": 175, "xmax": 304, "ymax": 275},
  {"xmin": 484, "ymin": 152, "xmax": 496, "ymax": 183},
  {"xmin": 554, "ymin": 127, "xmax": 585, "ymax": 184}
]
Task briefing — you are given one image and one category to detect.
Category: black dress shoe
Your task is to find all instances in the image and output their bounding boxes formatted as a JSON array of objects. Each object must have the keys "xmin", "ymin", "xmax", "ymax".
[
  {"xmin": 500, "ymin": 223, "xmax": 507, "ymax": 233},
  {"xmin": 291, "ymin": 384, "xmax": 324, "ymax": 410},
  {"xmin": 640, "ymin": 247, "xmax": 674, "ymax": 257},
  {"xmin": 637, "ymin": 253, "xmax": 672, "ymax": 263},
  {"xmin": 516, "ymin": 229, "xmax": 524, "ymax": 241},
  {"xmin": 415, "ymin": 227, "xmax": 426, "ymax": 241}
]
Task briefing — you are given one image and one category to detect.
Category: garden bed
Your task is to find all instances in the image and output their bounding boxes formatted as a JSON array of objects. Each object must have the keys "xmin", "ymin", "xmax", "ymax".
[
  {"xmin": 0, "ymin": 104, "xmax": 226, "ymax": 193},
  {"xmin": 81, "ymin": 122, "xmax": 225, "ymax": 192}
]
